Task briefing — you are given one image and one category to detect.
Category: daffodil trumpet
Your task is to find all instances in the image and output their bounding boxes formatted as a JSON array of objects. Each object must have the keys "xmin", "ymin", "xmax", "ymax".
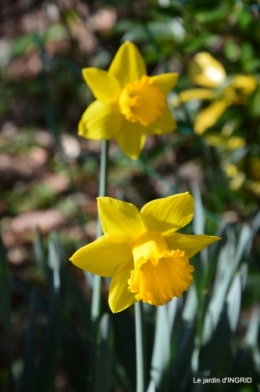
[
  {"xmin": 70, "ymin": 193, "xmax": 220, "ymax": 313},
  {"xmin": 79, "ymin": 41, "xmax": 178, "ymax": 159}
]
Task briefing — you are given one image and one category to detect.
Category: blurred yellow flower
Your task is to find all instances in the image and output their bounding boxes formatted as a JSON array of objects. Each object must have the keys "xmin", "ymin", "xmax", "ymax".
[
  {"xmin": 204, "ymin": 135, "xmax": 245, "ymax": 149},
  {"xmin": 249, "ymin": 158, "xmax": 260, "ymax": 181},
  {"xmin": 177, "ymin": 52, "xmax": 257, "ymax": 135},
  {"xmin": 190, "ymin": 52, "xmax": 226, "ymax": 88},
  {"xmin": 70, "ymin": 193, "xmax": 220, "ymax": 313},
  {"xmin": 224, "ymin": 163, "xmax": 245, "ymax": 190},
  {"xmin": 225, "ymin": 163, "xmax": 238, "ymax": 178},
  {"xmin": 79, "ymin": 41, "xmax": 178, "ymax": 159},
  {"xmin": 223, "ymin": 157, "xmax": 260, "ymax": 193},
  {"xmin": 247, "ymin": 181, "xmax": 260, "ymax": 196},
  {"xmin": 246, "ymin": 158, "xmax": 260, "ymax": 196},
  {"xmin": 226, "ymin": 136, "xmax": 245, "ymax": 150}
]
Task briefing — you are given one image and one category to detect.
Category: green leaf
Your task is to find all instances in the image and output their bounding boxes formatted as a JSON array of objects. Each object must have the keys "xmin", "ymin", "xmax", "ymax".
[
  {"xmin": 95, "ymin": 313, "xmax": 114, "ymax": 392},
  {"xmin": 20, "ymin": 290, "xmax": 37, "ymax": 392},
  {"xmin": 113, "ymin": 310, "xmax": 136, "ymax": 390},
  {"xmin": 150, "ymin": 305, "xmax": 171, "ymax": 387},
  {"xmin": 226, "ymin": 275, "xmax": 241, "ymax": 332},
  {"xmin": 171, "ymin": 321, "xmax": 196, "ymax": 390},
  {"xmin": 191, "ymin": 181, "xmax": 205, "ymax": 235},
  {"xmin": 61, "ymin": 332, "xmax": 89, "ymax": 392},
  {"xmin": 234, "ymin": 225, "xmax": 252, "ymax": 267},
  {"xmin": 63, "ymin": 267, "xmax": 91, "ymax": 335},
  {"xmin": 36, "ymin": 292, "xmax": 62, "ymax": 392},
  {"xmin": 245, "ymin": 308, "xmax": 260, "ymax": 349},
  {"xmin": 147, "ymin": 379, "xmax": 156, "ymax": 392},
  {"xmin": 35, "ymin": 234, "xmax": 63, "ymax": 392},
  {"xmin": 199, "ymin": 307, "xmax": 233, "ymax": 377},
  {"xmin": 252, "ymin": 211, "xmax": 260, "ymax": 236},
  {"xmin": 0, "ymin": 231, "xmax": 15, "ymax": 391},
  {"xmin": 182, "ymin": 285, "xmax": 198, "ymax": 323},
  {"xmin": 33, "ymin": 228, "xmax": 46, "ymax": 270},
  {"xmin": 201, "ymin": 237, "xmax": 236, "ymax": 343}
]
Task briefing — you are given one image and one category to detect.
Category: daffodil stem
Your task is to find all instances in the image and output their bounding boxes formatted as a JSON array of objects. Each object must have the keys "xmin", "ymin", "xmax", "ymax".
[
  {"xmin": 91, "ymin": 139, "xmax": 109, "ymax": 322},
  {"xmin": 135, "ymin": 301, "xmax": 147, "ymax": 392}
]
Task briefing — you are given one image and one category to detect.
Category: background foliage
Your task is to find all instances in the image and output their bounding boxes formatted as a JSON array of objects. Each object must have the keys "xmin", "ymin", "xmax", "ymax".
[{"xmin": 0, "ymin": 0, "xmax": 260, "ymax": 391}]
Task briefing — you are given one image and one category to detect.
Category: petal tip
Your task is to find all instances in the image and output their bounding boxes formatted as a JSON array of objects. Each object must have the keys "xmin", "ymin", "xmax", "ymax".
[{"xmin": 122, "ymin": 40, "xmax": 134, "ymax": 47}]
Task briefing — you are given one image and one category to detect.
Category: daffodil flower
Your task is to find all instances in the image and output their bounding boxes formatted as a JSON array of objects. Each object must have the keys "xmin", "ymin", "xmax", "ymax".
[
  {"xmin": 70, "ymin": 193, "xmax": 220, "ymax": 313},
  {"xmin": 176, "ymin": 52, "xmax": 257, "ymax": 135},
  {"xmin": 78, "ymin": 41, "xmax": 178, "ymax": 159},
  {"xmin": 245, "ymin": 158, "xmax": 260, "ymax": 196},
  {"xmin": 204, "ymin": 135, "xmax": 245, "ymax": 149}
]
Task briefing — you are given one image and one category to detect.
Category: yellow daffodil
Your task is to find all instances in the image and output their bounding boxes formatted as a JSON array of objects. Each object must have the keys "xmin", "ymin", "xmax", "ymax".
[
  {"xmin": 176, "ymin": 52, "xmax": 257, "ymax": 135},
  {"xmin": 249, "ymin": 158, "xmax": 260, "ymax": 182},
  {"xmin": 190, "ymin": 52, "xmax": 226, "ymax": 88},
  {"xmin": 204, "ymin": 135, "xmax": 245, "ymax": 149},
  {"xmin": 70, "ymin": 193, "xmax": 220, "ymax": 313},
  {"xmin": 224, "ymin": 163, "xmax": 246, "ymax": 191},
  {"xmin": 246, "ymin": 158, "xmax": 260, "ymax": 196},
  {"xmin": 223, "ymin": 157, "xmax": 260, "ymax": 194},
  {"xmin": 78, "ymin": 41, "xmax": 178, "ymax": 159}
]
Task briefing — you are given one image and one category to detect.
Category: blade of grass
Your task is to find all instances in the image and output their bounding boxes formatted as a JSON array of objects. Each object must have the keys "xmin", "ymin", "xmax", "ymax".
[
  {"xmin": 95, "ymin": 314, "xmax": 114, "ymax": 392},
  {"xmin": 35, "ymin": 234, "xmax": 63, "ymax": 392},
  {"xmin": 135, "ymin": 301, "xmax": 147, "ymax": 392},
  {"xmin": 20, "ymin": 289, "xmax": 37, "ymax": 392},
  {"xmin": 150, "ymin": 305, "xmax": 171, "ymax": 389},
  {"xmin": 0, "ymin": 232, "xmax": 15, "ymax": 391},
  {"xmin": 146, "ymin": 379, "xmax": 156, "ymax": 392}
]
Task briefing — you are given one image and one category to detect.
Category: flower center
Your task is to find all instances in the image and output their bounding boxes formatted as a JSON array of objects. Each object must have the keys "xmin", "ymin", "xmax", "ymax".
[
  {"xmin": 118, "ymin": 76, "xmax": 167, "ymax": 126},
  {"xmin": 128, "ymin": 231, "xmax": 194, "ymax": 306}
]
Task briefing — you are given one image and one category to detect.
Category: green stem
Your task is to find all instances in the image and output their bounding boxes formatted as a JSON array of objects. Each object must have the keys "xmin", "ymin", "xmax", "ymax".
[
  {"xmin": 135, "ymin": 301, "xmax": 146, "ymax": 392},
  {"xmin": 91, "ymin": 139, "xmax": 109, "ymax": 322}
]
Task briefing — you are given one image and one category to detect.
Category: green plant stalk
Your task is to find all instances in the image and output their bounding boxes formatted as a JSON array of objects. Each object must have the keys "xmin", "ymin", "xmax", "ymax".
[
  {"xmin": 135, "ymin": 301, "xmax": 147, "ymax": 392},
  {"xmin": 91, "ymin": 139, "xmax": 109, "ymax": 322}
]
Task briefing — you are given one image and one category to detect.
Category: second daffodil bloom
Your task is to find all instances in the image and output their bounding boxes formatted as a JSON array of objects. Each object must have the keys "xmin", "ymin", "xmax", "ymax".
[
  {"xmin": 70, "ymin": 193, "xmax": 220, "ymax": 313},
  {"xmin": 175, "ymin": 52, "xmax": 257, "ymax": 135},
  {"xmin": 78, "ymin": 41, "xmax": 178, "ymax": 160}
]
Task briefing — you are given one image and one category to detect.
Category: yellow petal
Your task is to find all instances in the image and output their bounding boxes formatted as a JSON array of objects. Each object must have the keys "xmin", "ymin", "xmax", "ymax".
[
  {"xmin": 250, "ymin": 158, "xmax": 260, "ymax": 181},
  {"xmin": 150, "ymin": 73, "xmax": 179, "ymax": 94},
  {"xmin": 70, "ymin": 234, "xmax": 132, "ymax": 277},
  {"xmin": 194, "ymin": 100, "xmax": 229, "ymax": 135},
  {"xmin": 229, "ymin": 75, "xmax": 257, "ymax": 96},
  {"xmin": 78, "ymin": 100, "xmax": 123, "ymax": 140},
  {"xmin": 229, "ymin": 171, "xmax": 246, "ymax": 190},
  {"xmin": 226, "ymin": 136, "xmax": 245, "ymax": 150},
  {"xmin": 145, "ymin": 108, "xmax": 176, "ymax": 135},
  {"xmin": 82, "ymin": 68, "xmax": 121, "ymax": 104},
  {"xmin": 190, "ymin": 52, "xmax": 226, "ymax": 88},
  {"xmin": 97, "ymin": 197, "xmax": 146, "ymax": 237},
  {"xmin": 165, "ymin": 233, "xmax": 221, "ymax": 258},
  {"xmin": 115, "ymin": 120, "xmax": 146, "ymax": 159},
  {"xmin": 108, "ymin": 41, "xmax": 146, "ymax": 88},
  {"xmin": 131, "ymin": 231, "xmax": 170, "ymax": 269},
  {"xmin": 140, "ymin": 193, "xmax": 194, "ymax": 235},
  {"xmin": 204, "ymin": 134, "xmax": 225, "ymax": 147},
  {"xmin": 225, "ymin": 163, "xmax": 238, "ymax": 178},
  {"xmin": 109, "ymin": 260, "xmax": 136, "ymax": 313},
  {"xmin": 178, "ymin": 88, "xmax": 214, "ymax": 103}
]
